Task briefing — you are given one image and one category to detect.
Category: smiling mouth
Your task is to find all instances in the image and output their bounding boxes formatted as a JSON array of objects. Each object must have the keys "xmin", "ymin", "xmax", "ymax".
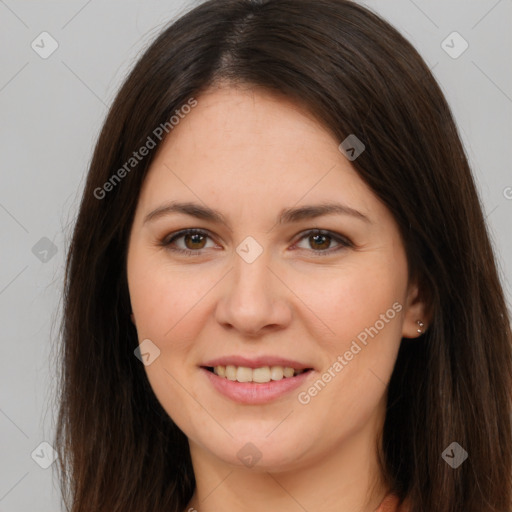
[{"xmin": 202, "ymin": 365, "xmax": 314, "ymax": 383}]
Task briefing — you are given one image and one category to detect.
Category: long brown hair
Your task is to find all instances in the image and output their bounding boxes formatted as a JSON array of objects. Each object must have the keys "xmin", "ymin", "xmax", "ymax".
[{"xmin": 54, "ymin": 1, "xmax": 512, "ymax": 511}]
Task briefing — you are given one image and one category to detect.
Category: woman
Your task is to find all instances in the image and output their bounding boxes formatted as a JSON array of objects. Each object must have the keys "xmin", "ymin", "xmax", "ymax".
[{"xmin": 55, "ymin": 1, "xmax": 512, "ymax": 511}]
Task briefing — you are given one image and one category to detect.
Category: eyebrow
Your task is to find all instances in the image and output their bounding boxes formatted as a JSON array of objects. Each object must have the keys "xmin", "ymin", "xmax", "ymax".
[{"xmin": 143, "ymin": 200, "xmax": 371, "ymax": 226}]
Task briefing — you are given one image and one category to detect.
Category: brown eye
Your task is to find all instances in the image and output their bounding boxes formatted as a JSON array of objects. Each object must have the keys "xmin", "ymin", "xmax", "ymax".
[
  {"xmin": 295, "ymin": 229, "xmax": 352, "ymax": 254},
  {"xmin": 308, "ymin": 233, "xmax": 331, "ymax": 250},
  {"xmin": 162, "ymin": 229, "xmax": 215, "ymax": 254},
  {"xmin": 183, "ymin": 232, "xmax": 207, "ymax": 250}
]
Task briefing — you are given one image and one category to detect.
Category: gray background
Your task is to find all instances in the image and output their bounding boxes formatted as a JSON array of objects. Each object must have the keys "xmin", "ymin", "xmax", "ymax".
[{"xmin": 0, "ymin": 0, "xmax": 511, "ymax": 510}]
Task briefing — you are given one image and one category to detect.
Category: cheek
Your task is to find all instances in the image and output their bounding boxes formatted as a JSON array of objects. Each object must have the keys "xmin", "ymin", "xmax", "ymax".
[
  {"xmin": 127, "ymin": 253, "xmax": 211, "ymax": 425},
  {"xmin": 291, "ymin": 256, "xmax": 406, "ymax": 352},
  {"xmin": 128, "ymin": 244, "xmax": 194, "ymax": 333},
  {"xmin": 127, "ymin": 251, "xmax": 224, "ymax": 362},
  {"xmin": 296, "ymin": 254, "xmax": 406, "ymax": 410},
  {"xmin": 292, "ymin": 266, "xmax": 405, "ymax": 443}
]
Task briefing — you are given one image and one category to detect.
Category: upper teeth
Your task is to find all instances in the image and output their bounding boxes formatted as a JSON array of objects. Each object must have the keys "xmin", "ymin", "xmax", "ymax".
[{"xmin": 213, "ymin": 365, "xmax": 305, "ymax": 383}]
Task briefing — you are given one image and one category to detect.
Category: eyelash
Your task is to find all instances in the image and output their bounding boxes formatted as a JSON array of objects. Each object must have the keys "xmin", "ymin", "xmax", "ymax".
[{"xmin": 160, "ymin": 228, "xmax": 352, "ymax": 256}]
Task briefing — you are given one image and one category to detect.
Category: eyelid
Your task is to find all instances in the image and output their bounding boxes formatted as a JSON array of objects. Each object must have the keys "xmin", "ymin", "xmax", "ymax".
[
  {"xmin": 292, "ymin": 228, "xmax": 352, "ymax": 252},
  {"xmin": 162, "ymin": 228, "xmax": 219, "ymax": 250},
  {"xmin": 160, "ymin": 228, "xmax": 352, "ymax": 255}
]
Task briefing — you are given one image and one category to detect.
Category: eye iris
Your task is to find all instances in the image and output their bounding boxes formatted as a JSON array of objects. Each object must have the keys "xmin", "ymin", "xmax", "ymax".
[
  {"xmin": 185, "ymin": 233, "xmax": 206, "ymax": 250},
  {"xmin": 310, "ymin": 233, "xmax": 330, "ymax": 250}
]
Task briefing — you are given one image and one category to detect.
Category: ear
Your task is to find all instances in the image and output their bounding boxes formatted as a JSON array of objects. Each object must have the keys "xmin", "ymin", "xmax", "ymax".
[{"xmin": 401, "ymin": 280, "xmax": 431, "ymax": 339}]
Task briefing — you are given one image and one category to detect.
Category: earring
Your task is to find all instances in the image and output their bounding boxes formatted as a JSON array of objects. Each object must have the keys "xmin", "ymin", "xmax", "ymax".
[{"xmin": 416, "ymin": 320, "xmax": 425, "ymax": 334}]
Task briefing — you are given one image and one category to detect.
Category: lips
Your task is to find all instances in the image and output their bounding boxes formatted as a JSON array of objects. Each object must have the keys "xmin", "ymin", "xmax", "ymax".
[
  {"xmin": 201, "ymin": 356, "xmax": 313, "ymax": 383},
  {"xmin": 200, "ymin": 355, "xmax": 315, "ymax": 404},
  {"xmin": 208, "ymin": 365, "xmax": 308, "ymax": 383},
  {"xmin": 201, "ymin": 355, "xmax": 313, "ymax": 370}
]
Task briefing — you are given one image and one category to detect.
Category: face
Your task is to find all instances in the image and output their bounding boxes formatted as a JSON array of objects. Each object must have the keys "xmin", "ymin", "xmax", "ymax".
[{"xmin": 126, "ymin": 85, "xmax": 425, "ymax": 473}]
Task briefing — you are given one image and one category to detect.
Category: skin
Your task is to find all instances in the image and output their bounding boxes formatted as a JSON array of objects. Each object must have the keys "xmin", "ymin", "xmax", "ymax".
[{"xmin": 126, "ymin": 85, "xmax": 428, "ymax": 512}]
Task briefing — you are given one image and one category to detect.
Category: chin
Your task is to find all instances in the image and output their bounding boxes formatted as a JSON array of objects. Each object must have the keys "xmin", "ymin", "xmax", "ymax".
[{"xmin": 193, "ymin": 425, "xmax": 315, "ymax": 472}]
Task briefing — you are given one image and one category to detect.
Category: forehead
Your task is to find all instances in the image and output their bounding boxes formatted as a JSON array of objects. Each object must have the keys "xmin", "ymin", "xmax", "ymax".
[
  {"xmin": 136, "ymin": 86, "xmax": 382, "ymax": 223},
  {"xmin": 165, "ymin": 86, "xmax": 337, "ymax": 164}
]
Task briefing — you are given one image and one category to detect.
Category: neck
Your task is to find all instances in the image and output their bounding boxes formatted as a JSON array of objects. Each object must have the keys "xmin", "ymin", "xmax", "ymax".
[{"xmin": 185, "ymin": 407, "xmax": 389, "ymax": 512}]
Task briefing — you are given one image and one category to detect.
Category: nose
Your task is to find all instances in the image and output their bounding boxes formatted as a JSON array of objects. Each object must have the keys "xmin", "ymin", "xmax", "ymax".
[{"xmin": 214, "ymin": 248, "xmax": 292, "ymax": 337}]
